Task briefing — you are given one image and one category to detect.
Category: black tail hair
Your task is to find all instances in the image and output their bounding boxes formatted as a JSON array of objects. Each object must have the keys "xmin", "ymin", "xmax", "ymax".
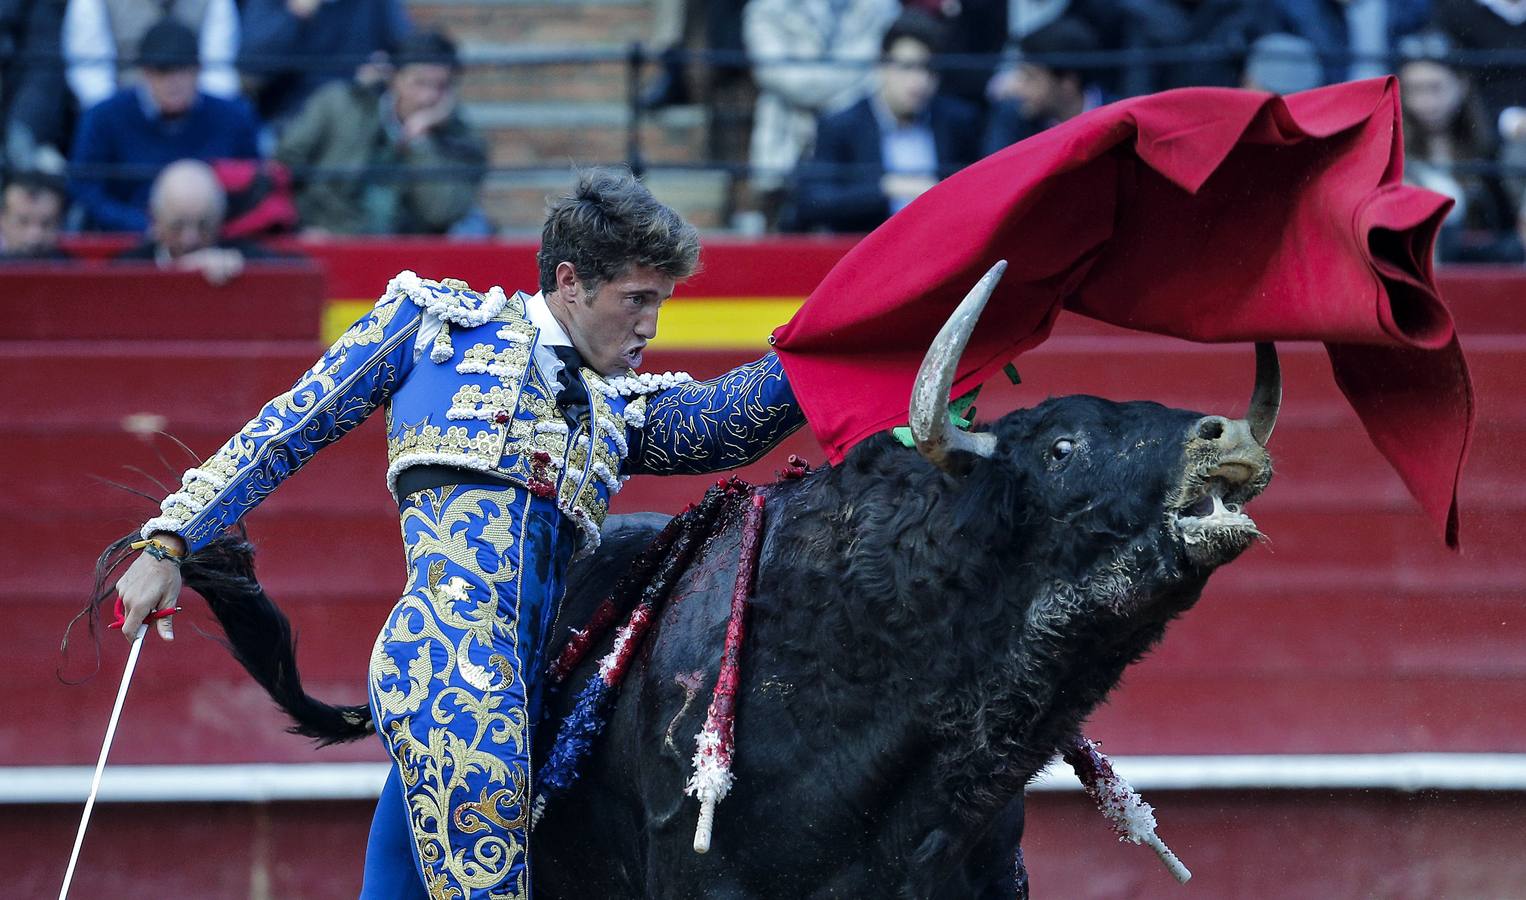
[
  {"xmin": 73, "ymin": 528, "xmax": 374, "ymax": 745},
  {"xmin": 179, "ymin": 533, "xmax": 375, "ymax": 745}
]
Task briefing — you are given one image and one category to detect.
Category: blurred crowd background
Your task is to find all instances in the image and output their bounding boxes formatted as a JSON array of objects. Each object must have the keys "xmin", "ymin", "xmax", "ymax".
[{"xmin": 1, "ymin": 0, "xmax": 1524, "ymax": 271}]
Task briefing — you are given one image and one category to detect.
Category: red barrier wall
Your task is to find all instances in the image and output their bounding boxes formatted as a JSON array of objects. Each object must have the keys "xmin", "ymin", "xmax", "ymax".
[{"xmin": 6, "ymin": 242, "xmax": 1524, "ymax": 897}]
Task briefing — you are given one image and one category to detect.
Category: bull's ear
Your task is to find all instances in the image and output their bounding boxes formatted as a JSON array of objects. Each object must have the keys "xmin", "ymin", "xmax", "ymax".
[{"xmin": 949, "ymin": 441, "xmax": 1024, "ymax": 528}]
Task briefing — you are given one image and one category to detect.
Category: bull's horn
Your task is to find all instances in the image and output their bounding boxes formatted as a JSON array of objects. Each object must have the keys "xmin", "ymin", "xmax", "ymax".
[
  {"xmin": 1247, "ymin": 342, "xmax": 1281, "ymax": 445},
  {"xmin": 909, "ymin": 261, "xmax": 1005, "ymax": 469}
]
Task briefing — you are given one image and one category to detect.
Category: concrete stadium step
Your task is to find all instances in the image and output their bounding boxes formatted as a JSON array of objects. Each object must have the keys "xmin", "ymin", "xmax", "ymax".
[
  {"xmin": 482, "ymin": 166, "xmax": 730, "ymax": 232},
  {"xmin": 471, "ymin": 102, "xmax": 705, "ymax": 167},
  {"xmin": 410, "ymin": 0, "xmax": 652, "ymax": 49},
  {"xmin": 457, "ymin": 44, "xmax": 632, "ymax": 105}
]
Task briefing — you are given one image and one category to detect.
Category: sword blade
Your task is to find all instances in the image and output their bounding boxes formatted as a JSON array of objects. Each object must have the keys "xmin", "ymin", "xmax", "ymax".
[{"xmin": 59, "ymin": 623, "xmax": 148, "ymax": 900}]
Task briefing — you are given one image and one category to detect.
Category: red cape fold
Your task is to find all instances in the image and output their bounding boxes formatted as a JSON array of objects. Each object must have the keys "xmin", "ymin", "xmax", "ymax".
[{"xmin": 771, "ymin": 77, "xmax": 1472, "ymax": 547}]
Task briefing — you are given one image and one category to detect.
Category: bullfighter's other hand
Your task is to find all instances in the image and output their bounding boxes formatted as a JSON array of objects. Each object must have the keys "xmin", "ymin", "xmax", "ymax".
[{"xmin": 115, "ymin": 533, "xmax": 186, "ymax": 642}]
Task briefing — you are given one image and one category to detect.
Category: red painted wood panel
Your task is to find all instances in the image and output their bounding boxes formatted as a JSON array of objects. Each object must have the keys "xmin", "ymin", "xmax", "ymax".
[
  {"xmin": 10, "ymin": 791, "xmax": 1526, "ymax": 898},
  {"xmin": 0, "ymin": 264, "xmax": 326, "ymax": 341}
]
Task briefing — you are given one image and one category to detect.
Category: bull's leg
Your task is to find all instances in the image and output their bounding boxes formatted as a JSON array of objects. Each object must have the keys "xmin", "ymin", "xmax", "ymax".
[{"xmin": 366, "ymin": 485, "xmax": 576, "ymax": 899}]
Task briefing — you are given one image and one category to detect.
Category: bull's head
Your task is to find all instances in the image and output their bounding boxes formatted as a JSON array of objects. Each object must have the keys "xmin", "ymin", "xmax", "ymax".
[{"xmin": 909, "ymin": 261, "xmax": 1276, "ymax": 576}]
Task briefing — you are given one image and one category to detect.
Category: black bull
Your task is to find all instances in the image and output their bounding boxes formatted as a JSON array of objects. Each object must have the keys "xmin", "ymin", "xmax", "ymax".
[
  {"xmin": 179, "ymin": 386, "xmax": 1274, "ymax": 898},
  {"xmin": 533, "ymin": 395, "xmax": 1273, "ymax": 899},
  {"xmin": 175, "ymin": 261, "xmax": 1281, "ymax": 898}
]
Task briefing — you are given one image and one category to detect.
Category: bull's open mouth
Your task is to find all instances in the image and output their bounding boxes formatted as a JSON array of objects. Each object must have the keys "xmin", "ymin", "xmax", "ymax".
[{"xmin": 1172, "ymin": 458, "xmax": 1267, "ymax": 566}]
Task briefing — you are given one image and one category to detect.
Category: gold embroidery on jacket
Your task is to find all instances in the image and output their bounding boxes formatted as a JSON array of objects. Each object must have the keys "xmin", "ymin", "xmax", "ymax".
[
  {"xmin": 150, "ymin": 292, "xmax": 415, "ymax": 539},
  {"xmin": 369, "ymin": 486, "xmax": 533, "ymax": 900}
]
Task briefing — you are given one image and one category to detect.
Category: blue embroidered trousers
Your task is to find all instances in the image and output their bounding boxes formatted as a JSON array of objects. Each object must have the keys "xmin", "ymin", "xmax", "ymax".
[{"xmin": 363, "ymin": 485, "xmax": 575, "ymax": 899}]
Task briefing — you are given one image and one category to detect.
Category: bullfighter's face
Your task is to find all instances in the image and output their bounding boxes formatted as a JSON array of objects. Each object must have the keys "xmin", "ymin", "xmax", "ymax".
[{"xmin": 549, "ymin": 261, "xmax": 674, "ymax": 375}]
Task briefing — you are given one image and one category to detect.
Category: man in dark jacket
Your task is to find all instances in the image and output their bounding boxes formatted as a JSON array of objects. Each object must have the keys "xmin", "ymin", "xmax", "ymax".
[
  {"xmin": 69, "ymin": 18, "xmax": 261, "ymax": 232},
  {"xmin": 238, "ymin": 0, "xmax": 413, "ymax": 125},
  {"xmin": 275, "ymin": 29, "xmax": 487, "ymax": 235},
  {"xmin": 788, "ymin": 11, "xmax": 982, "ymax": 233},
  {"xmin": 981, "ymin": 17, "xmax": 1107, "ymax": 157}
]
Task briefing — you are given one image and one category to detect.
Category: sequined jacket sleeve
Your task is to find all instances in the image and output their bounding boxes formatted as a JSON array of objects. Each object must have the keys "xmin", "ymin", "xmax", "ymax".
[
  {"xmin": 142, "ymin": 290, "xmax": 424, "ymax": 553},
  {"xmin": 626, "ymin": 352, "xmax": 804, "ymax": 475}
]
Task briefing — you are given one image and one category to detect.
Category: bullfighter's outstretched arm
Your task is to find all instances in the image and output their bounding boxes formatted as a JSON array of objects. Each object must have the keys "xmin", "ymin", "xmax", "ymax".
[
  {"xmin": 141, "ymin": 288, "xmax": 425, "ymax": 553},
  {"xmin": 626, "ymin": 351, "xmax": 804, "ymax": 475}
]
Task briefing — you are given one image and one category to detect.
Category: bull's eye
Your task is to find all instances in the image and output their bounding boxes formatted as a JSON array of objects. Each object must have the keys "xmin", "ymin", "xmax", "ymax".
[{"xmin": 1050, "ymin": 438, "xmax": 1075, "ymax": 460}]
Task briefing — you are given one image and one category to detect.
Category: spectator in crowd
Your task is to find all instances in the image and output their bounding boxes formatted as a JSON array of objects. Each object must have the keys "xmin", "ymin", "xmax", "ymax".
[
  {"xmin": 789, "ymin": 11, "xmax": 981, "ymax": 232},
  {"xmin": 275, "ymin": 30, "xmax": 486, "ymax": 236},
  {"xmin": 1006, "ymin": 0, "xmax": 1081, "ymax": 40},
  {"xmin": 1, "ymin": 0, "xmax": 70, "ymax": 174},
  {"xmin": 1241, "ymin": 32, "xmax": 1324, "ymax": 94},
  {"xmin": 1272, "ymin": 0, "xmax": 1431, "ymax": 85},
  {"xmin": 638, "ymin": 0, "xmax": 699, "ymax": 109},
  {"xmin": 1436, "ymin": 0, "xmax": 1526, "ymax": 210},
  {"xmin": 63, "ymin": 0, "xmax": 240, "ymax": 112},
  {"xmin": 901, "ymin": 0, "xmax": 1008, "ymax": 111},
  {"xmin": 1398, "ymin": 32, "xmax": 1524, "ymax": 262},
  {"xmin": 0, "ymin": 170, "xmax": 70, "ymax": 261},
  {"xmin": 116, "ymin": 159, "xmax": 280, "ymax": 283},
  {"xmin": 982, "ymin": 17, "xmax": 1105, "ymax": 156},
  {"xmin": 238, "ymin": 0, "xmax": 412, "ymax": 126},
  {"xmin": 70, "ymin": 19, "xmax": 261, "ymax": 232},
  {"xmin": 1089, "ymin": 0, "xmax": 1280, "ymax": 95},
  {"xmin": 741, "ymin": 0, "xmax": 900, "ymax": 222}
]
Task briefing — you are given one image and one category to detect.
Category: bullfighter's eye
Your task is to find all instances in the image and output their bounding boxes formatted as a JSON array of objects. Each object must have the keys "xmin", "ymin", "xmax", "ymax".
[{"xmin": 1050, "ymin": 438, "xmax": 1075, "ymax": 460}]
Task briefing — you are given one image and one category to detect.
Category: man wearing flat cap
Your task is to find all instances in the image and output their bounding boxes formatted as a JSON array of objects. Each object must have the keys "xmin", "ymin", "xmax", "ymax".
[{"xmin": 70, "ymin": 18, "xmax": 261, "ymax": 232}]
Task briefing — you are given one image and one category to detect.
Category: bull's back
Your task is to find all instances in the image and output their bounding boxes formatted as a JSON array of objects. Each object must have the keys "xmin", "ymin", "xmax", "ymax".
[{"xmin": 534, "ymin": 509, "xmax": 800, "ymax": 898}]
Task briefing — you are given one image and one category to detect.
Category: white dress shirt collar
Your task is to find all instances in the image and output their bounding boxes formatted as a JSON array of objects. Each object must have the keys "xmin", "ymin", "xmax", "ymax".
[{"xmin": 525, "ymin": 290, "xmax": 573, "ymax": 347}]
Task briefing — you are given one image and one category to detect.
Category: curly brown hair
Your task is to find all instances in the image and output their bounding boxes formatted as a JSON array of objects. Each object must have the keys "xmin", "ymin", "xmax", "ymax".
[{"xmin": 536, "ymin": 167, "xmax": 701, "ymax": 296}]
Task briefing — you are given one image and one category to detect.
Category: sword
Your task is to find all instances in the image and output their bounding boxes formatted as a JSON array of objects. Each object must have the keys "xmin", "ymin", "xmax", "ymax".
[{"xmin": 59, "ymin": 601, "xmax": 177, "ymax": 900}]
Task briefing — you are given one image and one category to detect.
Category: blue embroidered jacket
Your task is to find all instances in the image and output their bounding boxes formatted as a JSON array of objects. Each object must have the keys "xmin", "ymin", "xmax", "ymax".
[{"xmin": 143, "ymin": 271, "xmax": 803, "ymax": 555}]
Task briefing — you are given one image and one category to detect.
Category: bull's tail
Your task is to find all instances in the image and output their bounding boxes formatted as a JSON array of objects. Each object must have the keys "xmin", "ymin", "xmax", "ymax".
[{"xmin": 178, "ymin": 534, "xmax": 375, "ymax": 745}]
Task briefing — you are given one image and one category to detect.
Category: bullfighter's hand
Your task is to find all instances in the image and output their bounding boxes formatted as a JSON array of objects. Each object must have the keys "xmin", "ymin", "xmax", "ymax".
[{"xmin": 116, "ymin": 534, "xmax": 186, "ymax": 642}]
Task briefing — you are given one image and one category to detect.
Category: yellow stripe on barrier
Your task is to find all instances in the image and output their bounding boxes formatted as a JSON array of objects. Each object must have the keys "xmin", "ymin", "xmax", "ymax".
[{"xmin": 323, "ymin": 297, "xmax": 807, "ymax": 350}]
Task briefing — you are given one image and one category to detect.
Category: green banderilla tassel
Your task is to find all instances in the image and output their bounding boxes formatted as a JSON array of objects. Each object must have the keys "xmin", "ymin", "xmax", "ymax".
[{"xmin": 893, "ymin": 386, "xmax": 981, "ymax": 448}]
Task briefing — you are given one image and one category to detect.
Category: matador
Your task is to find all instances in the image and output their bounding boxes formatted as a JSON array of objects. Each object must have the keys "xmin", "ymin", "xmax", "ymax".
[{"xmin": 114, "ymin": 168, "xmax": 804, "ymax": 898}]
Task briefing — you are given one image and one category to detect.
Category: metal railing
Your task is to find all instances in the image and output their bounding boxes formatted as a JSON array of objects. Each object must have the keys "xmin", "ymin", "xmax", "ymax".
[{"xmin": 16, "ymin": 42, "xmax": 1526, "ymax": 238}]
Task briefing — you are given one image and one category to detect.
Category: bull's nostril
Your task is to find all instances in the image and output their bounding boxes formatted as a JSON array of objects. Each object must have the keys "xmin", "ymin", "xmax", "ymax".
[{"xmin": 1197, "ymin": 418, "xmax": 1225, "ymax": 441}]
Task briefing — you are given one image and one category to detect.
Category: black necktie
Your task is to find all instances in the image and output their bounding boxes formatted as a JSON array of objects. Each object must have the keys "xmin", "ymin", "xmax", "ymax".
[{"xmin": 550, "ymin": 344, "xmax": 590, "ymax": 421}]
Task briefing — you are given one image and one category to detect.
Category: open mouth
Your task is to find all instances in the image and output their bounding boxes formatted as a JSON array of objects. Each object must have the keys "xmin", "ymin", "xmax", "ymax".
[{"xmin": 1172, "ymin": 460, "xmax": 1267, "ymax": 565}]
